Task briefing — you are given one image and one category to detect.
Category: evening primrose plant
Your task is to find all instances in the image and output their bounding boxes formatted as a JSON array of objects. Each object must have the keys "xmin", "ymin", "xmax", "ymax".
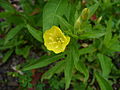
[
  {"xmin": 1, "ymin": 0, "xmax": 120, "ymax": 90},
  {"xmin": 21, "ymin": 0, "xmax": 120, "ymax": 89}
]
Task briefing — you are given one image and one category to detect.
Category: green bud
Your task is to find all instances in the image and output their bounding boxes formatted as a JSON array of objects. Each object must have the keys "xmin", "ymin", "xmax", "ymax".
[
  {"xmin": 81, "ymin": 8, "xmax": 89, "ymax": 21},
  {"xmin": 74, "ymin": 8, "xmax": 89, "ymax": 34},
  {"xmin": 74, "ymin": 16, "xmax": 81, "ymax": 33},
  {"xmin": 97, "ymin": 16, "xmax": 102, "ymax": 23}
]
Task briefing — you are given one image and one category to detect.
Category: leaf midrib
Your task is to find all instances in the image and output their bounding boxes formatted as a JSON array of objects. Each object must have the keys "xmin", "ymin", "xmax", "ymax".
[{"xmin": 52, "ymin": 0, "xmax": 62, "ymax": 25}]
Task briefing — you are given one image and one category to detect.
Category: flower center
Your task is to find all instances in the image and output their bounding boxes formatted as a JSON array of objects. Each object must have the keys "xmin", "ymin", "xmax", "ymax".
[{"xmin": 56, "ymin": 37, "xmax": 64, "ymax": 43}]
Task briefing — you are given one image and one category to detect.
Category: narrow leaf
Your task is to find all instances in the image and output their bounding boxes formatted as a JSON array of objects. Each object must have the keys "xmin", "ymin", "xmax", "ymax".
[
  {"xmin": 56, "ymin": 15, "xmax": 73, "ymax": 30},
  {"xmin": 95, "ymin": 72, "xmax": 112, "ymax": 90},
  {"xmin": 0, "ymin": 12, "xmax": 13, "ymax": 18},
  {"xmin": 64, "ymin": 50, "xmax": 74, "ymax": 89},
  {"xmin": 0, "ymin": 40, "xmax": 23, "ymax": 50},
  {"xmin": 15, "ymin": 46, "xmax": 31, "ymax": 58},
  {"xmin": 107, "ymin": 36, "xmax": 120, "ymax": 52},
  {"xmin": 0, "ymin": 1, "xmax": 15, "ymax": 12},
  {"xmin": 27, "ymin": 24, "xmax": 43, "ymax": 42},
  {"xmin": 41, "ymin": 60, "xmax": 65, "ymax": 80},
  {"xmin": 5, "ymin": 24, "xmax": 24, "ymax": 44},
  {"xmin": 72, "ymin": 42, "xmax": 89, "ymax": 81},
  {"xmin": 22, "ymin": 54, "xmax": 64, "ymax": 71},
  {"xmin": 104, "ymin": 18, "xmax": 113, "ymax": 46},
  {"xmin": 79, "ymin": 45, "xmax": 96, "ymax": 56},
  {"xmin": 79, "ymin": 31, "xmax": 105, "ymax": 39},
  {"xmin": 43, "ymin": 0, "xmax": 67, "ymax": 31},
  {"xmin": 88, "ymin": 3, "xmax": 99, "ymax": 18},
  {"xmin": 97, "ymin": 53, "xmax": 112, "ymax": 77},
  {"xmin": 3, "ymin": 49, "xmax": 13, "ymax": 63}
]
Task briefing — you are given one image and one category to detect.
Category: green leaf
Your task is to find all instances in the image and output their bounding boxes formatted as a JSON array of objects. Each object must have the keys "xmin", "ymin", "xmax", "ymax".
[
  {"xmin": 27, "ymin": 24, "xmax": 43, "ymax": 42},
  {"xmin": 0, "ymin": 40, "xmax": 23, "ymax": 50},
  {"xmin": 43, "ymin": 0, "xmax": 68, "ymax": 31},
  {"xmin": 6, "ymin": 15, "xmax": 24, "ymax": 24},
  {"xmin": 95, "ymin": 72, "xmax": 112, "ymax": 90},
  {"xmin": 88, "ymin": 3, "xmax": 99, "ymax": 19},
  {"xmin": 102, "ymin": 0, "xmax": 112, "ymax": 8},
  {"xmin": 15, "ymin": 46, "xmax": 31, "ymax": 58},
  {"xmin": 56, "ymin": 15, "xmax": 73, "ymax": 30},
  {"xmin": 64, "ymin": 3, "xmax": 73, "ymax": 22},
  {"xmin": 107, "ymin": 36, "xmax": 120, "ymax": 52},
  {"xmin": 79, "ymin": 31, "xmax": 105, "ymax": 39},
  {"xmin": 19, "ymin": 0, "xmax": 33, "ymax": 14},
  {"xmin": 41, "ymin": 60, "xmax": 65, "ymax": 81},
  {"xmin": 0, "ymin": 12, "xmax": 14, "ymax": 18},
  {"xmin": 4, "ymin": 24, "xmax": 24, "ymax": 44},
  {"xmin": 3, "ymin": 49, "xmax": 14, "ymax": 63},
  {"xmin": 0, "ymin": 39, "xmax": 5, "ymax": 46},
  {"xmin": 64, "ymin": 50, "xmax": 74, "ymax": 89},
  {"xmin": 104, "ymin": 18, "xmax": 113, "ymax": 47},
  {"xmin": 110, "ymin": 43, "xmax": 120, "ymax": 52},
  {"xmin": 72, "ymin": 42, "xmax": 89, "ymax": 81},
  {"xmin": 22, "ymin": 46, "xmax": 31, "ymax": 58},
  {"xmin": 79, "ymin": 45, "xmax": 96, "ymax": 56},
  {"xmin": 97, "ymin": 53, "xmax": 112, "ymax": 77},
  {"xmin": 73, "ymin": 82, "xmax": 87, "ymax": 90},
  {"xmin": 22, "ymin": 54, "xmax": 64, "ymax": 71},
  {"xmin": 0, "ymin": 1, "xmax": 15, "ymax": 12}
]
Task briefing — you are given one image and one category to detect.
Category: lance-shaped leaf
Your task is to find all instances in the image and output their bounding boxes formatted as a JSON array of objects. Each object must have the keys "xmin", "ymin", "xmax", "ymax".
[
  {"xmin": 97, "ymin": 53, "xmax": 112, "ymax": 78},
  {"xmin": 27, "ymin": 24, "xmax": 43, "ymax": 42},
  {"xmin": 55, "ymin": 15, "xmax": 73, "ymax": 30},
  {"xmin": 79, "ymin": 31, "xmax": 105, "ymax": 39},
  {"xmin": 43, "ymin": 0, "xmax": 67, "ymax": 31},
  {"xmin": 0, "ymin": 12, "xmax": 14, "ymax": 18},
  {"xmin": 88, "ymin": 3, "xmax": 99, "ymax": 19},
  {"xmin": 72, "ymin": 41, "xmax": 89, "ymax": 81},
  {"xmin": 3, "ymin": 49, "xmax": 14, "ymax": 63},
  {"xmin": 22, "ymin": 54, "xmax": 64, "ymax": 71},
  {"xmin": 0, "ymin": 0, "xmax": 15, "ymax": 12},
  {"xmin": 41, "ymin": 60, "xmax": 65, "ymax": 81},
  {"xmin": 79, "ymin": 45, "xmax": 96, "ymax": 56},
  {"xmin": 95, "ymin": 72, "xmax": 112, "ymax": 90},
  {"xmin": 104, "ymin": 18, "xmax": 113, "ymax": 47},
  {"xmin": 4, "ymin": 24, "xmax": 24, "ymax": 44},
  {"xmin": 64, "ymin": 50, "xmax": 74, "ymax": 89}
]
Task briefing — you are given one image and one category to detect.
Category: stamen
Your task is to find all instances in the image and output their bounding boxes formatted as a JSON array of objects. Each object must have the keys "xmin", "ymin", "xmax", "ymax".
[
  {"xmin": 61, "ymin": 41, "xmax": 65, "ymax": 43},
  {"xmin": 48, "ymin": 42, "xmax": 53, "ymax": 44},
  {"xmin": 53, "ymin": 42, "xmax": 57, "ymax": 44},
  {"xmin": 49, "ymin": 33, "xmax": 53, "ymax": 36},
  {"xmin": 55, "ymin": 45, "xmax": 59, "ymax": 48},
  {"xmin": 58, "ymin": 41, "xmax": 61, "ymax": 43},
  {"xmin": 48, "ymin": 42, "xmax": 57, "ymax": 44},
  {"xmin": 49, "ymin": 37, "xmax": 53, "ymax": 41}
]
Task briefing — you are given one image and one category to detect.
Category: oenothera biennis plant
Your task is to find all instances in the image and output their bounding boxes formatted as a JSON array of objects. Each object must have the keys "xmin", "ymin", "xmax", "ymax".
[
  {"xmin": 21, "ymin": 1, "xmax": 118, "ymax": 90},
  {"xmin": 1, "ymin": 0, "xmax": 120, "ymax": 89}
]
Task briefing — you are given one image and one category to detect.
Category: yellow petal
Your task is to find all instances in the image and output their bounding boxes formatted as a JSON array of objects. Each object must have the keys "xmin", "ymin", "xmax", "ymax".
[{"xmin": 66, "ymin": 36, "xmax": 70, "ymax": 45}]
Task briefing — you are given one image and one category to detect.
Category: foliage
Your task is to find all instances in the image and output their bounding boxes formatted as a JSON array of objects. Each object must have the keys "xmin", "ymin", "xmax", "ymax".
[
  {"xmin": 8, "ymin": 71, "xmax": 33, "ymax": 88},
  {"xmin": 0, "ymin": 0, "xmax": 120, "ymax": 89}
]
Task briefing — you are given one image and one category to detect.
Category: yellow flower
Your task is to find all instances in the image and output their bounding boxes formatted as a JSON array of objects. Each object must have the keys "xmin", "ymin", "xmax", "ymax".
[{"xmin": 43, "ymin": 26, "xmax": 70, "ymax": 54}]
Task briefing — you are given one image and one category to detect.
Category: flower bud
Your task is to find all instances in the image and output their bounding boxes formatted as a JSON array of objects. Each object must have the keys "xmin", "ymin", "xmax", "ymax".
[
  {"xmin": 74, "ymin": 17, "xmax": 81, "ymax": 31},
  {"xmin": 97, "ymin": 16, "xmax": 102, "ymax": 23},
  {"xmin": 81, "ymin": 8, "xmax": 89, "ymax": 21}
]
